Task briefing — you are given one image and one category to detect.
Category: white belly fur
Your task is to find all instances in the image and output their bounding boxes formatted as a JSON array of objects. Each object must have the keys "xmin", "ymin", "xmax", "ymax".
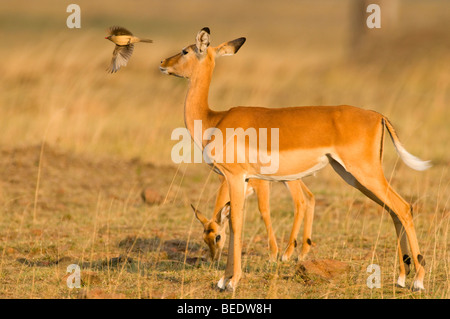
[{"xmin": 248, "ymin": 154, "xmax": 331, "ymax": 181}]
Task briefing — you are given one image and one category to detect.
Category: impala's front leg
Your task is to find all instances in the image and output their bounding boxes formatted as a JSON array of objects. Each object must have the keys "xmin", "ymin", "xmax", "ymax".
[{"xmin": 217, "ymin": 174, "xmax": 246, "ymax": 291}]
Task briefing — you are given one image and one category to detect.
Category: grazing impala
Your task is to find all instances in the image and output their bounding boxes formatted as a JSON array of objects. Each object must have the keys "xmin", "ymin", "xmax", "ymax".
[
  {"xmin": 192, "ymin": 177, "xmax": 315, "ymax": 262},
  {"xmin": 160, "ymin": 27, "xmax": 430, "ymax": 291}
]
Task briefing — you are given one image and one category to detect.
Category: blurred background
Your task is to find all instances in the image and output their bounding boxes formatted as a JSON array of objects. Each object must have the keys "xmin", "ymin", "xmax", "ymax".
[{"xmin": 0, "ymin": 0, "xmax": 448, "ymax": 164}]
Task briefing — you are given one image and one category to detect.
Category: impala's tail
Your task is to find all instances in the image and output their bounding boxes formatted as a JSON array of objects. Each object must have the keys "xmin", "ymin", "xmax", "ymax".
[{"xmin": 383, "ymin": 118, "xmax": 431, "ymax": 171}]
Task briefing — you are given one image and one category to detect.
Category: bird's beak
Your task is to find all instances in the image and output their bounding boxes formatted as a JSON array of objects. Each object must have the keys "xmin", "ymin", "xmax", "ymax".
[{"xmin": 105, "ymin": 37, "xmax": 109, "ymax": 39}]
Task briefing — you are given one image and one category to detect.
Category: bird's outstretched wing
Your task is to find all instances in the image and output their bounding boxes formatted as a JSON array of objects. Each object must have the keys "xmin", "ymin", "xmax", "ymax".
[
  {"xmin": 108, "ymin": 44, "xmax": 134, "ymax": 73},
  {"xmin": 108, "ymin": 26, "xmax": 133, "ymax": 36}
]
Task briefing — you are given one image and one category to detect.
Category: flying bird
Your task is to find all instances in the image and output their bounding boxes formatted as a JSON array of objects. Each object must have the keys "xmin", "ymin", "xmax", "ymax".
[{"xmin": 105, "ymin": 26, "xmax": 153, "ymax": 73}]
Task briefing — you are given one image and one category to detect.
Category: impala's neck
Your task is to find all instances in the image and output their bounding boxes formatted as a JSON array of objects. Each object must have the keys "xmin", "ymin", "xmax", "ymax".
[{"xmin": 184, "ymin": 59, "xmax": 215, "ymax": 148}]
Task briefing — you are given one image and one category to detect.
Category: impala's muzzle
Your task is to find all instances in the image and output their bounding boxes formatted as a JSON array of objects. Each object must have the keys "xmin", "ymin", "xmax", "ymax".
[{"xmin": 159, "ymin": 66, "xmax": 169, "ymax": 74}]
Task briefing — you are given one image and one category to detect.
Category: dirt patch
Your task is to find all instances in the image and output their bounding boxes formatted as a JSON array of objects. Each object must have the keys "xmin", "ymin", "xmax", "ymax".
[
  {"xmin": 62, "ymin": 271, "xmax": 102, "ymax": 288},
  {"xmin": 141, "ymin": 187, "xmax": 164, "ymax": 205},
  {"xmin": 77, "ymin": 288, "xmax": 126, "ymax": 299},
  {"xmin": 295, "ymin": 259, "xmax": 350, "ymax": 284}
]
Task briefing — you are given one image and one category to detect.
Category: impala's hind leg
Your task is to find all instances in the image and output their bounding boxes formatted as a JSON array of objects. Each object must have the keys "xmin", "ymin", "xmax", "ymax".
[
  {"xmin": 281, "ymin": 180, "xmax": 315, "ymax": 261},
  {"xmin": 390, "ymin": 214, "xmax": 411, "ymax": 287},
  {"xmin": 328, "ymin": 156, "xmax": 425, "ymax": 290}
]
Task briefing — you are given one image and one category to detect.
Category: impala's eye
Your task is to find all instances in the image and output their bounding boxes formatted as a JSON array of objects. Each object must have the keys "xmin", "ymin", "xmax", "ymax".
[
  {"xmin": 182, "ymin": 49, "xmax": 188, "ymax": 55},
  {"xmin": 215, "ymin": 235, "xmax": 221, "ymax": 243}
]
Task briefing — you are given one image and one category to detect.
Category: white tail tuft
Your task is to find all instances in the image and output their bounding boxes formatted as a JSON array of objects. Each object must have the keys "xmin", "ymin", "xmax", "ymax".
[
  {"xmin": 383, "ymin": 118, "xmax": 431, "ymax": 171},
  {"xmin": 393, "ymin": 142, "xmax": 431, "ymax": 171}
]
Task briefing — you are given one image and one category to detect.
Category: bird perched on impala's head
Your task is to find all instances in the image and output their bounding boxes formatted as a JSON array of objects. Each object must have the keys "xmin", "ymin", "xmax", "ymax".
[{"xmin": 105, "ymin": 26, "xmax": 153, "ymax": 73}]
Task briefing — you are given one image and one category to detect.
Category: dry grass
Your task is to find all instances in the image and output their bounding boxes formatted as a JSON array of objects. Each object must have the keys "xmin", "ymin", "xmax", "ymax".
[{"xmin": 0, "ymin": 0, "xmax": 448, "ymax": 299}]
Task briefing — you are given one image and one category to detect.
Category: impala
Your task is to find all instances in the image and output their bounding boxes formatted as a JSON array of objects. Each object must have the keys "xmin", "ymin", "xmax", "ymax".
[
  {"xmin": 192, "ymin": 177, "xmax": 315, "ymax": 262},
  {"xmin": 160, "ymin": 27, "xmax": 430, "ymax": 291}
]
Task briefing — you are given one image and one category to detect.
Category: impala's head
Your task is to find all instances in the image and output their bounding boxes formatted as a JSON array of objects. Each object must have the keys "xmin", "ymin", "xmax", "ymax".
[
  {"xmin": 160, "ymin": 27, "xmax": 246, "ymax": 79},
  {"xmin": 191, "ymin": 202, "xmax": 230, "ymax": 261}
]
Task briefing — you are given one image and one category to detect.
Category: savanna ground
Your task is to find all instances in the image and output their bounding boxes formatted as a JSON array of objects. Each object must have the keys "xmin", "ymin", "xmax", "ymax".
[{"xmin": 0, "ymin": 0, "xmax": 448, "ymax": 299}]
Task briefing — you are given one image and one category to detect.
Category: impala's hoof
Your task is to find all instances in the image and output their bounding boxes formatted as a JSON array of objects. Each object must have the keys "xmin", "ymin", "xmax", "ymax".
[
  {"xmin": 217, "ymin": 276, "xmax": 226, "ymax": 290},
  {"xmin": 396, "ymin": 275, "xmax": 406, "ymax": 288},
  {"xmin": 217, "ymin": 276, "xmax": 237, "ymax": 292},
  {"xmin": 412, "ymin": 280, "xmax": 425, "ymax": 292},
  {"xmin": 281, "ymin": 242, "xmax": 297, "ymax": 262},
  {"xmin": 226, "ymin": 281, "xmax": 235, "ymax": 291}
]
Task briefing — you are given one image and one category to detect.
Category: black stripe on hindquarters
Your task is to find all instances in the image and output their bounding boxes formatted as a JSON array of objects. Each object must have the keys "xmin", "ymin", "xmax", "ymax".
[{"xmin": 380, "ymin": 118, "xmax": 385, "ymax": 161}]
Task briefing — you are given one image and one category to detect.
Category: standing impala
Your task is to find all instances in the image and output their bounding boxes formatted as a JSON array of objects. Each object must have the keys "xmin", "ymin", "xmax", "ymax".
[{"xmin": 160, "ymin": 27, "xmax": 430, "ymax": 291}]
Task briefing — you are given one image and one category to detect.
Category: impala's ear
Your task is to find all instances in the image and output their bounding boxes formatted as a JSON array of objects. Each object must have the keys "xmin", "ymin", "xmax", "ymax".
[
  {"xmin": 215, "ymin": 37, "xmax": 246, "ymax": 57},
  {"xmin": 215, "ymin": 201, "xmax": 231, "ymax": 226},
  {"xmin": 191, "ymin": 204, "xmax": 208, "ymax": 226},
  {"xmin": 196, "ymin": 27, "xmax": 211, "ymax": 54}
]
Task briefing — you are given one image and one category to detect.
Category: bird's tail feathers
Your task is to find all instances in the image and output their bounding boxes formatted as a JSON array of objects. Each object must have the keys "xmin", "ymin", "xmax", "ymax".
[{"xmin": 139, "ymin": 38, "xmax": 153, "ymax": 43}]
